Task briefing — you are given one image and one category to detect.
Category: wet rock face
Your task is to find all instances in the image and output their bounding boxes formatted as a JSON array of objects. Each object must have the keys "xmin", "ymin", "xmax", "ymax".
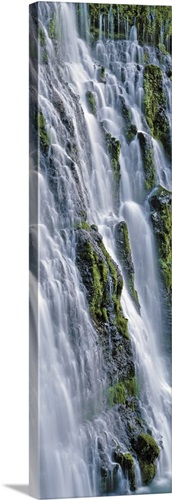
[
  {"xmin": 149, "ymin": 185, "xmax": 172, "ymax": 298},
  {"xmin": 75, "ymin": 224, "xmax": 136, "ymax": 379},
  {"xmin": 100, "ymin": 124, "xmax": 121, "ymax": 208},
  {"xmin": 143, "ymin": 64, "xmax": 171, "ymax": 159},
  {"xmin": 115, "ymin": 221, "xmax": 140, "ymax": 310},
  {"xmin": 113, "ymin": 451, "xmax": 136, "ymax": 491},
  {"xmin": 75, "ymin": 225, "xmax": 124, "ymax": 328},
  {"xmin": 137, "ymin": 131, "xmax": 155, "ymax": 190},
  {"xmin": 75, "ymin": 224, "xmax": 151, "ymax": 486}
]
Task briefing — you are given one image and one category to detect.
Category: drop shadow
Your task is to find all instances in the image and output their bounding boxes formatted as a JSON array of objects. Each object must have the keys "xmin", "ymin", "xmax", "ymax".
[{"xmin": 5, "ymin": 485, "xmax": 29, "ymax": 496}]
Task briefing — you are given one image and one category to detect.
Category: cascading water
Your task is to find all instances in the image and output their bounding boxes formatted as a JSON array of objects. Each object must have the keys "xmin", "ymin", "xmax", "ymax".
[{"xmin": 30, "ymin": 2, "xmax": 172, "ymax": 498}]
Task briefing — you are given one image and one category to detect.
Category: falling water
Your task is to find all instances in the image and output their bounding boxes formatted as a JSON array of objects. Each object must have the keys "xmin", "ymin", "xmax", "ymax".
[
  {"xmin": 99, "ymin": 13, "xmax": 102, "ymax": 41},
  {"xmin": 30, "ymin": 2, "xmax": 172, "ymax": 498}
]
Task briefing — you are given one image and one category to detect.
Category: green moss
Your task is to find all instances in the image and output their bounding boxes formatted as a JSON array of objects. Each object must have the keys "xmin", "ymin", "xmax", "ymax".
[
  {"xmin": 108, "ymin": 376, "xmax": 139, "ymax": 408},
  {"xmin": 84, "ymin": 241, "xmax": 108, "ymax": 323},
  {"xmin": 134, "ymin": 433, "xmax": 160, "ymax": 485},
  {"xmin": 102, "ymin": 307, "xmax": 108, "ymax": 322},
  {"xmin": 114, "ymin": 382, "xmax": 126, "ymax": 404},
  {"xmin": 158, "ymin": 42, "xmax": 169, "ymax": 55},
  {"xmin": 86, "ymin": 91, "xmax": 96, "ymax": 115},
  {"xmin": 37, "ymin": 112, "xmax": 50, "ymax": 153},
  {"xmin": 76, "ymin": 221, "xmax": 91, "ymax": 231},
  {"xmin": 143, "ymin": 65, "xmax": 170, "ymax": 158},
  {"xmin": 113, "ymin": 451, "xmax": 136, "ymax": 491},
  {"xmin": 123, "ymin": 453, "xmax": 136, "ymax": 491},
  {"xmin": 108, "ymin": 382, "xmax": 126, "ymax": 406},
  {"xmin": 124, "ymin": 376, "xmax": 140, "ymax": 398},
  {"xmin": 49, "ymin": 14, "xmax": 56, "ymax": 39},
  {"xmin": 77, "ymin": 234, "xmax": 129, "ymax": 336},
  {"xmin": 122, "ymin": 222, "xmax": 130, "ymax": 254},
  {"xmin": 140, "ymin": 462, "xmax": 156, "ymax": 485},
  {"xmin": 38, "ymin": 24, "xmax": 45, "ymax": 46},
  {"xmin": 116, "ymin": 315, "xmax": 129, "ymax": 338}
]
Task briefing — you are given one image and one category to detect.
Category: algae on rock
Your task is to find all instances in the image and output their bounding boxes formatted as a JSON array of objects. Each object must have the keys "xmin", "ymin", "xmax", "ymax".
[{"xmin": 143, "ymin": 64, "xmax": 171, "ymax": 158}]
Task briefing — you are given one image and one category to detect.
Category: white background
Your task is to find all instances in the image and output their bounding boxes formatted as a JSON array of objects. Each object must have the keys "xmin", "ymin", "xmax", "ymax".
[{"xmin": 0, "ymin": 0, "xmax": 171, "ymax": 499}]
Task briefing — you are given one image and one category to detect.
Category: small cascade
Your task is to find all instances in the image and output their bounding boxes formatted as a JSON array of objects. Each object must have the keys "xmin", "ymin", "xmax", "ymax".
[{"xmin": 130, "ymin": 25, "xmax": 137, "ymax": 42}]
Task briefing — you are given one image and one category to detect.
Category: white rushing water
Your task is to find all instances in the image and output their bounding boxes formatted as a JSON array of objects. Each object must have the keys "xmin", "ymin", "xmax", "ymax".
[{"xmin": 35, "ymin": 2, "xmax": 172, "ymax": 497}]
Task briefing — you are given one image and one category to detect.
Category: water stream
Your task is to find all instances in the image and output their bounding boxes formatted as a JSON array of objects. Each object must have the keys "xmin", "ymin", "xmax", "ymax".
[{"xmin": 31, "ymin": 2, "xmax": 172, "ymax": 497}]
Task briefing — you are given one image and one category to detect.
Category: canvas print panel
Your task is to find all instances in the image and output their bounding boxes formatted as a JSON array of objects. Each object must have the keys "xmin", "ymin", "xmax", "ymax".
[{"xmin": 29, "ymin": 2, "xmax": 172, "ymax": 498}]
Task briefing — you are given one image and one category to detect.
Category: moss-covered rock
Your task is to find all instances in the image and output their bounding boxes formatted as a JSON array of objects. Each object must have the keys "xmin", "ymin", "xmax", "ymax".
[
  {"xmin": 75, "ymin": 227, "xmax": 108, "ymax": 323},
  {"xmin": 138, "ymin": 131, "xmax": 155, "ymax": 190},
  {"xmin": 75, "ymin": 226, "xmax": 129, "ymax": 337},
  {"xmin": 77, "ymin": 221, "xmax": 128, "ymax": 338},
  {"xmin": 119, "ymin": 95, "xmax": 132, "ymax": 126},
  {"xmin": 133, "ymin": 433, "xmax": 160, "ymax": 485},
  {"xmin": 108, "ymin": 376, "xmax": 140, "ymax": 409},
  {"xmin": 108, "ymin": 382, "xmax": 126, "ymax": 406},
  {"xmin": 49, "ymin": 14, "xmax": 56, "ymax": 39},
  {"xmin": 125, "ymin": 124, "xmax": 137, "ymax": 143},
  {"xmin": 76, "ymin": 220, "xmax": 91, "ymax": 231},
  {"xmin": 38, "ymin": 24, "xmax": 45, "ymax": 46},
  {"xmin": 123, "ymin": 453, "xmax": 136, "ymax": 491},
  {"xmin": 86, "ymin": 90, "xmax": 96, "ymax": 115},
  {"xmin": 143, "ymin": 64, "xmax": 171, "ymax": 158},
  {"xmin": 149, "ymin": 186, "xmax": 172, "ymax": 297},
  {"xmin": 75, "ymin": 227, "xmax": 152, "ymax": 488},
  {"xmin": 99, "ymin": 241, "xmax": 129, "ymax": 338},
  {"xmin": 37, "ymin": 111, "xmax": 50, "ymax": 154},
  {"xmin": 105, "ymin": 132, "xmax": 121, "ymax": 186},
  {"xmin": 118, "ymin": 96, "xmax": 137, "ymax": 144},
  {"xmin": 115, "ymin": 221, "xmax": 140, "ymax": 310},
  {"xmin": 113, "ymin": 451, "xmax": 136, "ymax": 491}
]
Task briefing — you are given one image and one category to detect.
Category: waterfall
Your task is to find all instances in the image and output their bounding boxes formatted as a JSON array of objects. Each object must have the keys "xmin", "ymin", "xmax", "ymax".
[{"xmin": 30, "ymin": 2, "xmax": 172, "ymax": 498}]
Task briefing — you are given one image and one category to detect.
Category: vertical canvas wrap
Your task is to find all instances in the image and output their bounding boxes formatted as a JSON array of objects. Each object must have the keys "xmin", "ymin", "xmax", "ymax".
[{"xmin": 29, "ymin": 2, "xmax": 172, "ymax": 498}]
